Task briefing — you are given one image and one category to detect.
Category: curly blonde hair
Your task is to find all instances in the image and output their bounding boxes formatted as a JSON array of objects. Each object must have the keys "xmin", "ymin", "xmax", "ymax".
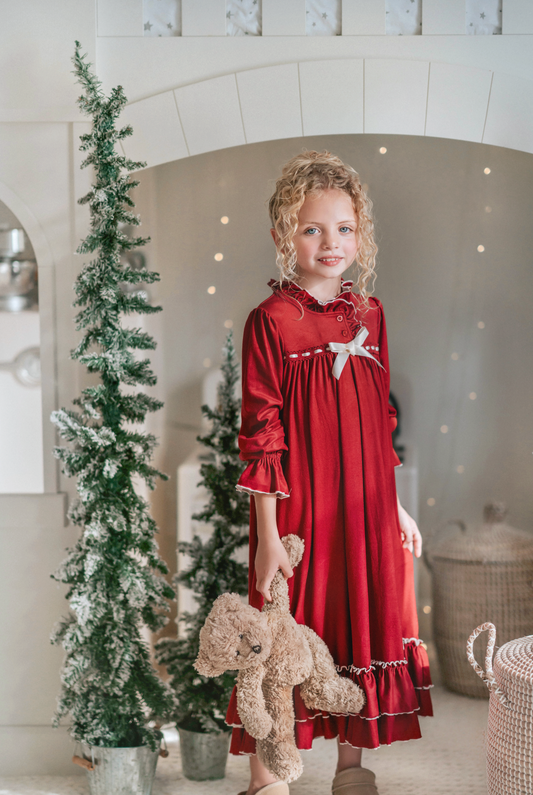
[{"xmin": 268, "ymin": 150, "xmax": 377, "ymax": 303}]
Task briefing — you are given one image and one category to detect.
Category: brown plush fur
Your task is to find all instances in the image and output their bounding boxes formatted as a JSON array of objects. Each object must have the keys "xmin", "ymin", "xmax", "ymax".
[{"xmin": 195, "ymin": 535, "xmax": 365, "ymax": 783}]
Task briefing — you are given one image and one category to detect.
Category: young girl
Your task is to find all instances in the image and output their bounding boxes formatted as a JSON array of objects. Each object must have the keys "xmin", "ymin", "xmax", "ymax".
[{"xmin": 225, "ymin": 151, "xmax": 433, "ymax": 795}]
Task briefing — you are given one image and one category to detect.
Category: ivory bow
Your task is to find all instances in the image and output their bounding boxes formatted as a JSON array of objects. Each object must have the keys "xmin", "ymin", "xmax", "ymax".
[{"xmin": 328, "ymin": 327, "xmax": 385, "ymax": 380}]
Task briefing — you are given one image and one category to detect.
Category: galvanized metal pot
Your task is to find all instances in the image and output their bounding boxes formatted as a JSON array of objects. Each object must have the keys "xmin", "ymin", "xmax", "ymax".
[
  {"xmin": 81, "ymin": 744, "xmax": 160, "ymax": 795},
  {"xmin": 178, "ymin": 727, "xmax": 231, "ymax": 780}
]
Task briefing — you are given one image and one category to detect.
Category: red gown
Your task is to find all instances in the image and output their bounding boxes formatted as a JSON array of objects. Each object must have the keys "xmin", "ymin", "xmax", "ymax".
[{"xmin": 226, "ymin": 279, "xmax": 433, "ymax": 752}]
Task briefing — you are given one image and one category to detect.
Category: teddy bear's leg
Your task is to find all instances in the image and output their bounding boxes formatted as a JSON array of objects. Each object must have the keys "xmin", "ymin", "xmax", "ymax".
[
  {"xmin": 298, "ymin": 626, "xmax": 366, "ymax": 715},
  {"xmin": 256, "ymin": 685, "xmax": 303, "ymax": 784}
]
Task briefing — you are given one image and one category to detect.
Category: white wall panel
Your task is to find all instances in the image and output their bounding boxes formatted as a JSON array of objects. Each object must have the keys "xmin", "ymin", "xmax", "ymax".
[
  {"xmin": 483, "ymin": 72, "xmax": 533, "ymax": 154},
  {"xmin": 97, "ymin": 0, "xmax": 143, "ymax": 36},
  {"xmin": 182, "ymin": 0, "xmax": 226, "ymax": 36},
  {"xmin": 423, "ymin": 0, "xmax": 465, "ymax": 35},
  {"xmin": 342, "ymin": 0, "xmax": 386, "ymax": 35},
  {"xmin": 426, "ymin": 63, "xmax": 492, "ymax": 143},
  {"xmin": 237, "ymin": 64, "xmax": 303, "ymax": 143},
  {"xmin": 263, "ymin": 0, "xmax": 306, "ymax": 35},
  {"xmin": 175, "ymin": 75, "xmax": 245, "ymax": 156},
  {"xmin": 503, "ymin": 0, "xmax": 533, "ymax": 34},
  {"xmin": 121, "ymin": 92, "xmax": 188, "ymax": 168},
  {"xmin": 299, "ymin": 59, "xmax": 364, "ymax": 136},
  {"xmin": 364, "ymin": 59, "xmax": 429, "ymax": 136}
]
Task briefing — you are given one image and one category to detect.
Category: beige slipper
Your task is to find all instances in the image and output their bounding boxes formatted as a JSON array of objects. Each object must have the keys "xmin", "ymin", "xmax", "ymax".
[
  {"xmin": 237, "ymin": 782, "xmax": 290, "ymax": 795},
  {"xmin": 332, "ymin": 766, "xmax": 379, "ymax": 795}
]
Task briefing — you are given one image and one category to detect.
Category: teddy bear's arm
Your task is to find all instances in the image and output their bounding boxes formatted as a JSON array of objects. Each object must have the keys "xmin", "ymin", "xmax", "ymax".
[
  {"xmin": 236, "ymin": 665, "xmax": 273, "ymax": 740},
  {"xmin": 298, "ymin": 625, "xmax": 365, "ymax": 715}
]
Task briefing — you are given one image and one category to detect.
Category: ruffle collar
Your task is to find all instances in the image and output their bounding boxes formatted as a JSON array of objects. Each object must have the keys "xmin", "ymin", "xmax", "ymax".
[{"xmin": 268, "ymin": 278, "xmax": 355, "ymax": 313}]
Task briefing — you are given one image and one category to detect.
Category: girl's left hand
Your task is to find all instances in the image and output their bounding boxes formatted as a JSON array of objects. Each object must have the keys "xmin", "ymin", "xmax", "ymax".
[{"xmin": 397, "ymin": 498, "xmax": 423, "ymax": 558}]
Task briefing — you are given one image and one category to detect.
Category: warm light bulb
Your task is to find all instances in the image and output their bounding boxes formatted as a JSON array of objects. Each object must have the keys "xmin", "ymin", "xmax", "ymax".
[
  {"xmin": 214, "ymin": 253, "xmax": 224, "ymax": 261},
  {"xmin": 220, "ymin": 216, "xmax": 229, "ymax": 224},
  {"xmin": 456, "ymin": 465, "xmax": 465, "ymax": 474},
  {"xmin": 203, "ymin": 358, "xmax": 211, "ymax": 368},
  {"xmin": 469, "ymin": 392, "xmax": 477, "ymax": 400},
  {"xmin": 423, "ymin": 605, "xmax": 432, "ymax": 615},
  {"xmin": 477, "ymin": 321, "xmax": 485, "ymax": 329},
  {"xmin": 207, "ymin": 285, "xmax": 216, "ymax": 294},
  {"xmin": 379, "ymin": 147, "xmax": 387, "ymax": 154},
  {"xmin": 485, "ymin": 206, "xmax": 492, "ymax": 213},
  {"xmin": 451, "ymin": 352, "xmax": 459, "ymax": 361},
  {"xmin": 440, "ymin": 425, "xmax": 449, "ymax": 434},
  {"xmin": 224, "ymin": 319, "xmax": 233, "ymax": 329},
  {"xmin": 427, "ymin": 498, "xmax": 436, "ymax": 507},
  {"xmin": 484, "ymin": 167, "xmax": 491, "ymax": 174},
  {"xmin": 477, "ymin": 245, "xmax": 485, "ymax": 252}
]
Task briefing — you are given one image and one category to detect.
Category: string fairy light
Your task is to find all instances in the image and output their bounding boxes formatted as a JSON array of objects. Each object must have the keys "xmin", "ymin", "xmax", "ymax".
[
  {"xmin": 477, "ymin": 245, "xmax": 485, "ymax": 252},
  {"xmin": 484, "ymin": 167, "xmax": 491, "ymax": 174},
  {"xmin": 427, "ymin": 498, "xmax": 436, "ymax": 507},
  {"xmin": 456, "ymin": 465, "xmax": 465, "ymax": 474},
  {"xmin": 451, "ymin": 352, "xmax": 459, "ymax": 360},
  {"xmin": 379, "ymin": 147, "xmax": 387, "ymax": 154},
  {"xmin": 440, "ymin": 425, "xmax": 449, "ymax": 434},
  {"xmin": 203, "ymin": 358, "xmax": 211, "ymax": 368},
  {"xmin": 214, "ymin": 253, "xmax": 224, "ymax": 261},
  {"xmin": 220, "ymin": 216, "xmax": 229, "ymax": 224},
  {"xmin": 469, "ymin": 392, "xmax": 477, "ymax": 401},
  {"xmin": 224, "ymin": 319, "xmax": 233, "ymax": 329},
  {"xmin": 477, "ymin": 321, "xmax": 485, "ymax": 329},
  {"xmin": 207, "ymin": 285, "xmax": 216, "ymax": 294}
]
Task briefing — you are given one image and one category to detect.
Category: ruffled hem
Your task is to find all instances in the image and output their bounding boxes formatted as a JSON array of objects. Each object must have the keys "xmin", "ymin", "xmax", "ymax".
[
  {"xmin": 227, "ymin": 640, "xmax": 433, "ymax": 753},
  {"xmin": 236, "ymin": 452, "xmax": 290, "ymax": 499}
]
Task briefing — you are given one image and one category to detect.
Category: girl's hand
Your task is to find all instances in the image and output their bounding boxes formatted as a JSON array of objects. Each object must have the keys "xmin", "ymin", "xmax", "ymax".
[
  {"xmin": 255, "ymin": 534, "xmax": 293, "ymax": 603},
  {"xmin": 397, "ymin": 497, "xmax": 423, "ymax": 558}
]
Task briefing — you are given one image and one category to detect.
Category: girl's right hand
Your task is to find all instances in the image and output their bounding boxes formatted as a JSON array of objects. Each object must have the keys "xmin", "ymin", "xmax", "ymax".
[{"xmin": 255, "ymin": 534, "xmax": 293, "ymax": 603}]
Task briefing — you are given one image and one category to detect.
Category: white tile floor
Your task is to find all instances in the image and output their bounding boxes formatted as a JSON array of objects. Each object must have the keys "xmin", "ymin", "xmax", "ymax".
[{"xmin": 0, "ymin": 685, "xmax": 489, "ymax": 795}]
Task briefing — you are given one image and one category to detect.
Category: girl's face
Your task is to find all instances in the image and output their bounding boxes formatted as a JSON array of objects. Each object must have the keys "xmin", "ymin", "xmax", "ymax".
[{"xmin": 291, "ymin": 189, "xmax": 359, "ymax": 289}]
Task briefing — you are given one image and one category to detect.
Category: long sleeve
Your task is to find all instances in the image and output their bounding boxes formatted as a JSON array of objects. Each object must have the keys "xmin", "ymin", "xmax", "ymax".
[
  {"xmin": 376, "ymin": 300, "xmax": 402, "ymax": 469},
  {"xmin": 236, "ymin": 307, "xmax": 290, "ymax": 498}
]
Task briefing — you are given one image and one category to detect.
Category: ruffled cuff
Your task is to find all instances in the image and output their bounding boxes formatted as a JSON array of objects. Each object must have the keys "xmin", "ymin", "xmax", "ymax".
[{"xmin": 236, "ymin": 452, "xmax": 290, "ymax": 499}]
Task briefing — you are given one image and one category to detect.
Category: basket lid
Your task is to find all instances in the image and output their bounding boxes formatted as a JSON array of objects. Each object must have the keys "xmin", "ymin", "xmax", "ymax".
[
  {"xmin": 428, "ymin": 503, "xmax": 533, "ymax": 563},
  {"xmin": 495, "ymin": 635, "xmax": 533, "ymax": 682}
]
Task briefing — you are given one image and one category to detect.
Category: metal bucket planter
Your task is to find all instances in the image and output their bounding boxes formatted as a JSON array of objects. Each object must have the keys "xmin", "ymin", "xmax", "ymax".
[
  {"xmin": 77, "ymin": 745, "xmax": 160, "ymax": 795},
  {"xmin": 178, "ymin": 727, "xmax": 231, "ymax": 780}
]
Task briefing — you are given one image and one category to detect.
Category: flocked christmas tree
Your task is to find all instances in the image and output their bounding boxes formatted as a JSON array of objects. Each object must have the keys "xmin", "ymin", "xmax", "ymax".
[
  {"xmin": 50, "ymin": 42, "xmax": 176, "ymax": 750},
  {"xmin": 156, "ymin": 332, "xmax": 249, "ymax": 733}
]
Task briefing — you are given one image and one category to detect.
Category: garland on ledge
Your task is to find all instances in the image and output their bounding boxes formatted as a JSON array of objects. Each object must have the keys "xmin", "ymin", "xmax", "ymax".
[
  {"xmin": 156, "ymin": 332, "xmax": 250, "ymax": 733},
  {"xmin": 50, "ymin": 42, "xmax": 176, "ymax": 750}
]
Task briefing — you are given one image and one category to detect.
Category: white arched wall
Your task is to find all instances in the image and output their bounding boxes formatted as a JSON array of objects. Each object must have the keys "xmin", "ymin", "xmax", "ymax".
[{"xmin": 119, "ymin": 58, "xmax": 533, "ymax": 169}]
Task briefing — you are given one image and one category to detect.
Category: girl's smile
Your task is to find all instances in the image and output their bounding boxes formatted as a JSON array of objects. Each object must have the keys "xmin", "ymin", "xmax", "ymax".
[{"xmin": 292, "ymin": 189, "xmax": 359, "ymax": 299}]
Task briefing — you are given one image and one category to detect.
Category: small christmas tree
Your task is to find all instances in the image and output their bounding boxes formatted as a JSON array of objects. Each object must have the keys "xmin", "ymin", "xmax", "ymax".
[
  {"xmin": 156, "ymin": 332, "xmax": 249, "ymax": 733},
  {"xmin": 50, "ymin": 42, "xmax": 176, "ymax": 750}
]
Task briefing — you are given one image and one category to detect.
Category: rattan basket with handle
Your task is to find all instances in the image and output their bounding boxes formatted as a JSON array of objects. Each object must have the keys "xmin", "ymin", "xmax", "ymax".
[
  {"xmin": 425, "ymin": 502, "xmax": 533, "ymax": 698},
  {"xmin": 467, "ymin": 622, "xmax": 533, "ymax": 795}
]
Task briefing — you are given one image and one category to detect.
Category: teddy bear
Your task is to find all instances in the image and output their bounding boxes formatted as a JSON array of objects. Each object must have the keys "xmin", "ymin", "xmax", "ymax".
[{"xmin": 194, "ymin": 534, "xmax": 365, "ymax": 783}]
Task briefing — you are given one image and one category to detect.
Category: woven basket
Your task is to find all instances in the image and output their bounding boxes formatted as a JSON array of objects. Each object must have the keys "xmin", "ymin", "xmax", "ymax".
[
  {"xmin": 426, "ymin": 503, "xmax": 533, "ymax": 698},
  {"xmin": 467, "ymin": 622, "xmax": 533, "ymax": 795}
]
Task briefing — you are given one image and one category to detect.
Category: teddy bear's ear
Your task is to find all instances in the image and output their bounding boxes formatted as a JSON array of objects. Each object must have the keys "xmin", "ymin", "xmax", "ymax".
[
  {"xmin": 194, "ymin": 648, "xmax": 225, "ymax": 678},
  {"xmin": 210, "ymin": 592, "xmax": 243, "ymax": 616},
  {"xmin": 281, "ymin": 534, "xmax": 304, "ymax": 568}
]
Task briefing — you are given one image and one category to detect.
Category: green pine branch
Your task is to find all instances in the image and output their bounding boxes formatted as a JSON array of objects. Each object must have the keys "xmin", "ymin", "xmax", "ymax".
[
  {"xmin": 155, "ymin": 332, "xmax": 250, "ymax": 733},
  {"xmin": 50, "ymin": 42, "xmax": 176, "ymax": 750}
]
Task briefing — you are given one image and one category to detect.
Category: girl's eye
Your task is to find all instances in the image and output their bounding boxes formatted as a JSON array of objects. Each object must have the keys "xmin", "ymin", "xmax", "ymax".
[
  {"xmin": 340, "ymin": 226, "xmax": 351, "ymax": 233},
  {"xmin": 304, "ymin": 227, "xmax": 319, "ymax": 235}
]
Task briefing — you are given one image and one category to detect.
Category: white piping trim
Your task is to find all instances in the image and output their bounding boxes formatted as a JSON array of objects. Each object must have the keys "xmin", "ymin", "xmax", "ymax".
[
  {"xmin": 228, "ymin": 703, "xmax": 423, "ymax": 732},
  {"xmin": 335, "ymin": 638, "xmax": 426, "ymax": 673},
  {"xmin": 235, "ymin": 484, "xmax": 290, "ymax": 500}
]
